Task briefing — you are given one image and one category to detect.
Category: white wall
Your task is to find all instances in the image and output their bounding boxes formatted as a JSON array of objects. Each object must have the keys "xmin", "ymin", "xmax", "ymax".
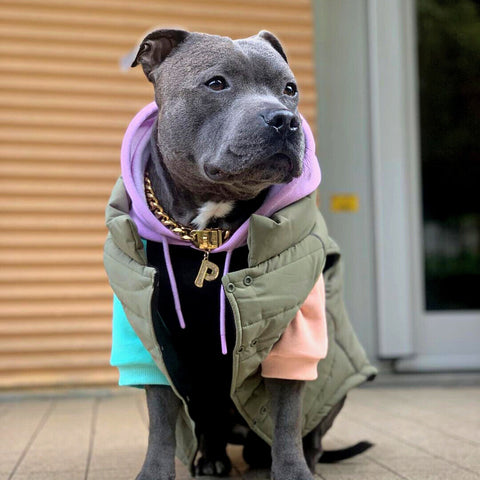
[
  {"xmin": 313, "ymin": 0, "xmax": 419, "ymax": 362},
  {"xmin": 312, "ymin": 0, "xmax": 378, "ymax": 359}
]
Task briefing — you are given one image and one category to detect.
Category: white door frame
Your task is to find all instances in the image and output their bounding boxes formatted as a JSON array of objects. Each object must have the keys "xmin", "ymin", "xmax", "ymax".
[{"xmin": 367, "ymin": 0, "xmax": 417, "ymax": 359}]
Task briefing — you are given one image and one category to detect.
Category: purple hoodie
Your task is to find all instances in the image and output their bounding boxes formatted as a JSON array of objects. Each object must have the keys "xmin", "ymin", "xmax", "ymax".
[{"xmin": 121, "ymin": 102, "xmax": 321, "ymax": 353}]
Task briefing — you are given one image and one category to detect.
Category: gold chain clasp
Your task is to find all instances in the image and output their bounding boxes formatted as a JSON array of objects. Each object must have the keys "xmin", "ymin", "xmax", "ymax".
[{"xmin": 191, "ymin": 229, "xmax": 224, "ymax": 251}]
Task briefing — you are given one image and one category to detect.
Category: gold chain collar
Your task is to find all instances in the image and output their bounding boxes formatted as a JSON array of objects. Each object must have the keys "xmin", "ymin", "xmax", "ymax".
[
  {"xmin": 144, "ymin": 172, "xmax": 231, "ymax": 288},
  {"xmin": 144, "ymin": 172, "xmax": 230, "ymax": 250}
]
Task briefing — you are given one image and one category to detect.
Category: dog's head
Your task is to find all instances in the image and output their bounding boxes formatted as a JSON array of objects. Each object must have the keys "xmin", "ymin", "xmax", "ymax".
[{"xmin": 132, "ymin": 29, "xmax": 305, "ymax": 201}]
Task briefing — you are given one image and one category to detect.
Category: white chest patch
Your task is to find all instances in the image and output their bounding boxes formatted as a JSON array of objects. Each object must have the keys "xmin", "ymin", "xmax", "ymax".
[{"xmin": 191, "ymin": 201, "xmax": 234, "ymax": 230}]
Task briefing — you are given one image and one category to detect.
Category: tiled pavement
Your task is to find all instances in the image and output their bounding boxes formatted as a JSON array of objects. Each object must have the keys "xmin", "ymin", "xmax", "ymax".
[{"xmin": 1, "ymin": 380, "xmax": 479, "ymax": 480}]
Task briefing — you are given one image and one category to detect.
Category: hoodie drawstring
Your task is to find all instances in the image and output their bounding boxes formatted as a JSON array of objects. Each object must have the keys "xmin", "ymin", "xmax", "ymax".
[
  {"xmin": 161, "ymin": 237, "xmax": 186, "ymax": 329},
  {"xmin": 220, "ymin": 250, "xmax": 233, "ymax": 355},
  {"xmin": 161, "ymin": 237, "xmax": 232, "ymax": 354}
]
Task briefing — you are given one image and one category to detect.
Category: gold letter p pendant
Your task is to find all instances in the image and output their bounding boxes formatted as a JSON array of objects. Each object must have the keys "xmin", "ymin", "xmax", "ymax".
[{"xmin": 194, "ymin": 253, "xmax": 220, "ymax": 288}]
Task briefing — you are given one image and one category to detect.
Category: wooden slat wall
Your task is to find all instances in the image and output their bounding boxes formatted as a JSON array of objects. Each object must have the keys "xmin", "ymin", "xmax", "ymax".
[{"xmin": 0, "ymin": 0, "xmax": 316, "ymax": 388}]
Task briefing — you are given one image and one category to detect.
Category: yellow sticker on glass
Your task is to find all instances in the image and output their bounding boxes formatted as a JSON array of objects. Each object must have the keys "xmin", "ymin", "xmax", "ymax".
[{"xmin": 330, "ymin": 194, "xmax": 359, "ymax": 212}]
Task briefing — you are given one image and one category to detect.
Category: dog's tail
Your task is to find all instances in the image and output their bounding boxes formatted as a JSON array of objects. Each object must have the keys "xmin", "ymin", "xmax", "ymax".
[{"xmin": 319, "ymin": 441, "xmax": 374, "ymax": 463}]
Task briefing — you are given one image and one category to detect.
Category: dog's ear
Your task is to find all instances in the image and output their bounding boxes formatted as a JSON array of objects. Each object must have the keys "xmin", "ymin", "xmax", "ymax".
[
  {"xmin": 257, "ymin": 30, "xmax": 288, "ymax": 64},
  {"xmin": 131, "ymin": 29, "xmax": 190, "ymax": 82}
]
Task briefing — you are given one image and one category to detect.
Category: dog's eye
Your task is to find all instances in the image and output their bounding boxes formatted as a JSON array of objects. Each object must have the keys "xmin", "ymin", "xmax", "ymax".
[
  {"xmin": 284, "ymin": 82, "xmax": 298, "ymax": 97},
  {"xmin": 205, "ymin": 76, "xmax": 229, "ymax": 91}
]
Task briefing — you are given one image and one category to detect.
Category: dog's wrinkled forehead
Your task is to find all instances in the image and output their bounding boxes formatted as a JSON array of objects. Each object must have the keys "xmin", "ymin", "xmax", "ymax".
[
  {"xmin": 169, "ymin": 36, "xmax": 290, "ymax": 86},
  {"xmin": 133, "ymin": 30, "xmax": 294, "ymax": 92}
]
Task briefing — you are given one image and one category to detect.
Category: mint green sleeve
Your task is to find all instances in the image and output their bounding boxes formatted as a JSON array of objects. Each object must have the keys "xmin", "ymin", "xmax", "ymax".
[{"xmin": 110, "ymin": 294, "xmax": 170, "ymax": 387}]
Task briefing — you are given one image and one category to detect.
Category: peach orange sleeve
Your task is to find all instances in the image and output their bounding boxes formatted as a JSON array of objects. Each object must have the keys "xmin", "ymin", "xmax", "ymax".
[{"xmin": 261, "ymin": 274, "xmax": 328, "ymax": 381}]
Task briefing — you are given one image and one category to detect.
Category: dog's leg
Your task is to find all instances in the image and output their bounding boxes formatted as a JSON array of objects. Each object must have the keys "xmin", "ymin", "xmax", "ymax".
[
  {"xmin": 266, "ymin": 378, "xmax": 314, "ymax": 480},
  {"xmin": 194, "ymin": 396, "xmax": 232, "ymax": 476},
  {"xmin": 303, "ymin": 396, "xmax": 346, "ymax": 469},
  {"xmin": 137, "ymin": 385, "xmax": 182, "ymax": 480},
  {"xmin": 195, "ymin": 428, "xmax": 232, "ymax": 476}
]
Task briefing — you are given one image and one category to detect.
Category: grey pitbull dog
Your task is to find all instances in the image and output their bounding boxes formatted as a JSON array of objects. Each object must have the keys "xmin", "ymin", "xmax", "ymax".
[{"xmin": 129, "ymin": 29, "xmax": 350, "ymax": 480}]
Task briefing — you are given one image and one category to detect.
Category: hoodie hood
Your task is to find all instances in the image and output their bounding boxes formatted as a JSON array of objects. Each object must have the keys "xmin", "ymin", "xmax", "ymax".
[{"xmin": 121, "ymin": 102, "xmax": 321, "ymax": 251}]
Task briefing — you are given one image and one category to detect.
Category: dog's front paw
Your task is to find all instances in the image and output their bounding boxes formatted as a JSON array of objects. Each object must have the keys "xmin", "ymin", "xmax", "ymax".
[
  {"xmin": 271, "ymin": 463, "xmax": 314, "ymax": 480},
  {"xmin": 136, "ymin": 464, "xmax": 175, "ymax": 480},
  {"xmin": 195, "ymin": 454, "xmax": 232, "ymax": 477}
]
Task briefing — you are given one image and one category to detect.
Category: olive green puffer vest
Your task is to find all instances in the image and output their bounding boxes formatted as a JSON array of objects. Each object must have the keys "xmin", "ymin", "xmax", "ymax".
[{"xmin": 103, "ymin": 177, "xmax": 377, "ymax": 466}]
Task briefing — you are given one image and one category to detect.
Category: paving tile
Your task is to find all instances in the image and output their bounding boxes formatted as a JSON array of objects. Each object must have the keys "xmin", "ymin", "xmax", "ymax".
[
  {"xmin": 135, "ymin": 393, "xmax": 148, "ymax": 427},
  {"xmin": 323, "ymin": 415, "xmax": 427, "ymax": 460},
  {"xmin": 353, "ymin": 387, "xmax": 480, "ymax": 444},
  {"xmin": 316, "ymin": 454, "xmax": 410, "ymax": 480},
  {"xmin": 323, "ymin": 414, "xmax": 442, "ymax": 479},
  {"xmin": 366, "ymin": 387, "xmax": 480, "ymax": 422},
  {"xmin": 0, "ymin": 452, "xmax": 23, "ymax": 476},
  {"xmin": 88, "ymin": 447, "xmax": 146, "ymax": 474},
  {"xmin": 38, "ymin": 398, "xmax": 93, "ymax": 445},
  {"xmin": 0, "ymin": 402, "xmax": 11, "ymax": 419},
  {"xmin": 0, "ymin": 400, "xmax": 52, "ymax": 449},
  {"xmin": 13, "ymin": 398, "xmax": 94, "ymax": 478},
  {"xmin": 318, "ymin": 461, "xmax": 394, "ymax": 474},
  {"xmin": 383, "ymin": 457, "xmax": 479, "ymax": 479},
  {"xmin": 87, "ymin": 395, "xmax": 147, "ymax": 475},
  {"xmin": 341, "ymin": 392, "xmax": 480, "ymax": 474},
  {"xmin": 328, "ymin": 404, "xmax": 480, "ymax": 479},
  {"xmin": 0, "ymin": 399, "xmax": 53, "ymax": 478},
  {"xmin": 1, "ymin": 386, "xmax": 480, "ymax": 480},
  {"xmin": 12, "ymin": 471, "xmax": 85, "ymax": 480},
  {"xmin": 318, "ymin": 474, "xmax": 405, "ymax": 480}
]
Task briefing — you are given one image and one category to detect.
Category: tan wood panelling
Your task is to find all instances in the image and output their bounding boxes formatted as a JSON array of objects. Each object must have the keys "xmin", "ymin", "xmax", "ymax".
[{"xmin": 0, "ymin": 0, "xmax": 316, "ymax": 389}]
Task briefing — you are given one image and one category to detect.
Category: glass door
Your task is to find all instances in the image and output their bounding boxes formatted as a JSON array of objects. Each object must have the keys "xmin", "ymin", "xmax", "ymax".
[
  {"xmin": 398, "ymin": 0, "xmax": 480, "ymax": 370},
  {"xmin": 418, "ymin": 0, "xmax": 480, "ymax": 310}
]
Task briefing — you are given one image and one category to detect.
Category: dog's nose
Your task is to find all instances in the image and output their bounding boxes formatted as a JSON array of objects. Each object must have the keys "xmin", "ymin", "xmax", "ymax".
[{"xmin": 260, "ymin": 110, "xmax": 300, "ymax": 135}]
